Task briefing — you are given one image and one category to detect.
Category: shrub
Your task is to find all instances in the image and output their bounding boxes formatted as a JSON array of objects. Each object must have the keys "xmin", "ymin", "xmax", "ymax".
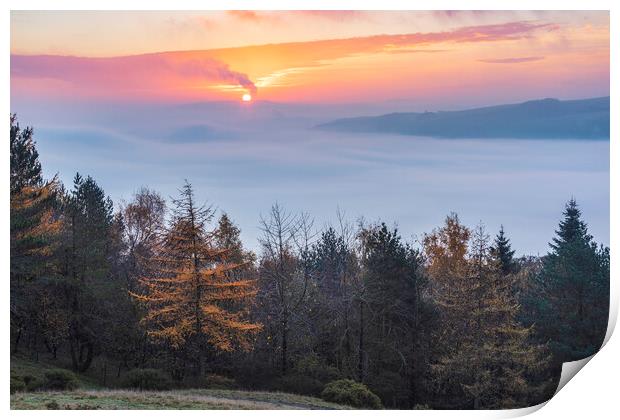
[
  {"xmin": 273, "ymin": 374, "xmax": 324, "ymax": 396},
  {"xmin": 43, "ymin": 369, "xmax": 79, "ymax": 391},
  {"xmin": 121, "ymin": 368, "xmax": 172, "ymax": 391},
  {"xmin": 321, "ymin": 379, "xmax": 383, "ymax": 409},
  {"xmin": 10, "ymin": 374, "xmax": 26, "ymax": 394}
]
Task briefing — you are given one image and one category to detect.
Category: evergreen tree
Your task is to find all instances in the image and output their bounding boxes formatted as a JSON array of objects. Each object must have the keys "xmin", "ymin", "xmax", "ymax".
[
  {"xmin": 59, "ymin": 173, "xmax": 115, "ymax": 371},
  {"xmin": 309, "ymin": 227, "xmax": 358, "ymax": 376},
  {"xmin": 132, "ymin": 182, "xmax": 260, "ymax": 375},
  {"xmin": 215, "ymin": 213, "xmax": 244, "ymax": 263},
  {"xmin": 490, "ymin": 225, "xmax": 516, "ymax": 275},
  {"xmin": 10, "ymin": 114, "xmax": 42, "ymax": 194},
  {"xmin": 537, "ymin": 199, "xmax": 609, "ymax": 363},
  {"xmin": 360, "ymin": 223, "xmax": 434, "ymax": 407},
  {"xmin": 550, "ymin": 198, "xmax": 589, "ymax": 251},
  {"xmin": 10, "ymin": 114, "xmax": 61, "ymax": 354}
]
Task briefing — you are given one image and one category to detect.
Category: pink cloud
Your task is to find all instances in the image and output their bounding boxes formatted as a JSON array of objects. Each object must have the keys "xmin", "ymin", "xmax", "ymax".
[{"xmin": 11, "ymin": 53, "xmax": 257, "ymax": 100}]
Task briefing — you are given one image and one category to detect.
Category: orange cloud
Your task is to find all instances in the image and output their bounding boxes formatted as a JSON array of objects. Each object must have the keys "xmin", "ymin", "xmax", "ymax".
[
  {"xmin": 10, "ymin": 21, "xmax": 567, "ymax": 102},
  {"xmin": 226, "ymin": 10, "xmax": 261, "ymax": 21}
]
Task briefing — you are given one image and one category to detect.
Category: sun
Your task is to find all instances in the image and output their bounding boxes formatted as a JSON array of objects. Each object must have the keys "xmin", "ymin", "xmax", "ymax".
[{"xmin": 242, "ymin": 93, "xmax": 252, "ymax": 102}]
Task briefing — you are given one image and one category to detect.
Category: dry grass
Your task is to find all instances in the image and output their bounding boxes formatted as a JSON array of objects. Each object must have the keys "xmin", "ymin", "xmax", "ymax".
[{"xmin": 11, "ymin": 388, "xmax": 352, "ymax": 410}]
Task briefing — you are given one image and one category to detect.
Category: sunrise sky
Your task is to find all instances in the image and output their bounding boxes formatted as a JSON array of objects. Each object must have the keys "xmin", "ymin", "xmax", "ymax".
[
  {"xmin": 9, "ymin": 11, "xmax": 610, "ymax": 255},
  {"xmin": 11, "ymin": 10, "xmax": 609, "ymax": 105}
]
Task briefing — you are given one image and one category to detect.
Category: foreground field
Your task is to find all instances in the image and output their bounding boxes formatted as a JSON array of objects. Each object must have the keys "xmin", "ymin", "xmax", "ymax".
[{"xmin": 11, "ymin": 389, "xmax": 351, "ymax": 410}]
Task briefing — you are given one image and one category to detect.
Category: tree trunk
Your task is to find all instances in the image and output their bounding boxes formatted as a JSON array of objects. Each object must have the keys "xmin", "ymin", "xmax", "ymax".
[
  {"xmin": 281, "ymin": 315, "xmax": 288, "ymax": 374},
  {"xmin": 358, "ymin": 300, "xmax": 364, "ymax": 382}
]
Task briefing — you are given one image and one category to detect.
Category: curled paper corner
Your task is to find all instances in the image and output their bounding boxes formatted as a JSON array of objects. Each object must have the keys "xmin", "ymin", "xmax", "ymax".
[
  {"xmin": 493, "ymin": 400, "xmax": 548, "ymax": 418},
  {"xmin": 553, "ymin": 355, "xmax": 595, "ymax": 397},
  {"xmin": 602, "ymin": 296, "xmax": 618, "ymax": 348}
]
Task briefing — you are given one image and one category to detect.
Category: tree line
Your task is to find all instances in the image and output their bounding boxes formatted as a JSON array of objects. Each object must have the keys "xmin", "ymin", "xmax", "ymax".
[{"xmin": 10, "ymin": 114, "xmax": 609, "ymax": 409}]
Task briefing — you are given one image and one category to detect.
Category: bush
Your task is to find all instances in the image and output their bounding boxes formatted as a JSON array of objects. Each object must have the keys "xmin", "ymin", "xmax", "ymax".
[
  {"xmin": 121, "ymin": 368, "xmax": 172, "ymax": 391},
  {"xmin": 321, "ymin": 379, "xmax": 383, "ymax": 409},
  {"xmin": 273, "ymin": 374, "xmax": 324, "ymax": 396},
  {"xmin": 43, "ymin": 369, "xmax": 79, "ymax": 391},
  {"xmin": 10, "ymin": 374, "xmax": 26, "ymax": 394}
]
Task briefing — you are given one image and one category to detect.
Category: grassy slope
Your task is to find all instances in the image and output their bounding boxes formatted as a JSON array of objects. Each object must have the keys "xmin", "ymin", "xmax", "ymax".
[
  {"xmin": 10, "ymin": 356, "xmax": 350, "ymax": 410},
  {"xmin": 11, "ymin": 389, "xmax": 350, "ymax": 410},
  {"xmin": 11, "ymin": 355, "xmax": 102, "ymax": 389}
]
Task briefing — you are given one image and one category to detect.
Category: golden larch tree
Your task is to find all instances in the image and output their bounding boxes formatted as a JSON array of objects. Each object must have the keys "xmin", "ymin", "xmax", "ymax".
[
  {"xmin": 424, "ymin": 215, "xmax": 549, "ymax": 408},
  {"xmin": 131, "ymin": 182, "xmax": 261, "ymax": 357}
]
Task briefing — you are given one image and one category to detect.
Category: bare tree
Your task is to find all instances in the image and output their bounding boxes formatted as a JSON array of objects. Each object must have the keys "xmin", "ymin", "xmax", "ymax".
[{"xmin": 258, "ymin": 203, "xmax": 315, "ymax": 373}]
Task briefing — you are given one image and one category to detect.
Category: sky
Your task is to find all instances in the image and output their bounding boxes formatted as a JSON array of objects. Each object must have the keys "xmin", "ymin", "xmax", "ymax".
[
  {"xmin": 11, "ymin": 10, "xmax": 609, "ymax": 105},
  {"xmin": 9, "ymin": 11, "xmax": 610, "ymax": 255}
]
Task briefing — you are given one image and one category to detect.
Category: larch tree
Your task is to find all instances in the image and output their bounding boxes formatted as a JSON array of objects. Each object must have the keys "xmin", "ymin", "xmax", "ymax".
[
  {"xmin": 425, "ymin": 217, "xmax": 549, "ymax": 408},
  {"xmin": 131, "ymin": 181, "xmax": 260, "ymax": 376}
]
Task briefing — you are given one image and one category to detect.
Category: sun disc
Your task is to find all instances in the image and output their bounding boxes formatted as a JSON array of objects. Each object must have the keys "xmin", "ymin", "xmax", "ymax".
[{"xmin": 242, "ymin": 93, "xmax": 252, "ymax": 102}]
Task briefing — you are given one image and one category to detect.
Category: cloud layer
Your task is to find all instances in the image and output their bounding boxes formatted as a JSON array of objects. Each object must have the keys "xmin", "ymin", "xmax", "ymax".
[{"xmin": 11, "ymin": 53, "xmax": 257, "ymax": 100}]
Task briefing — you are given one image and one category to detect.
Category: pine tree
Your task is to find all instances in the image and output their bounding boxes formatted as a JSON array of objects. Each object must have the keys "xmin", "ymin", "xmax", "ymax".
[
  {"xmin": 60, "ymin": 173, "xmax": 115, "ymax": 372},
  {"xmin": 10, "ymin": 114, "xmax": 42, "ymax": 194},
  {"xmin": 10, "ymin": 114, "xmax": 60, "ymax": 275},
  {"xmin": 550, "ymin": 198, "xmax": 589, "ymax": 251},
  {"xmin": 360, "ymin": 223, "xmax": 433, "ymax": 407},
  {"xmin": 132, "ymin": 181, "xmax": 260, "ymax": 373},
  {"xmin": 10, "ymin": 114, "xmax": 61, "ymax": 353},
  {"xmin": 490, "ymin": 226, "xmax": 516, "ymax": 276},
  {"xmin": 308, "ymin": 227, "xmax": 358, "ymax": 375},
  {"xmin": 537, "ymin": 199, "xmax": 609, "ymax": 363}
]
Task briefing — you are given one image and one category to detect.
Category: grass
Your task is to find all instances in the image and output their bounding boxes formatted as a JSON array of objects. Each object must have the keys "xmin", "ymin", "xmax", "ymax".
[
  {"xmin": 11, "ymin": 389, "xmax": 351, "ymax": 410},
  {"xmin": 11, "ymin": 355, "xmax": 352, "ymax": 410},
  {"xmin": 11, "ymin": 355, "xmax": 102, "ymax": 390}
]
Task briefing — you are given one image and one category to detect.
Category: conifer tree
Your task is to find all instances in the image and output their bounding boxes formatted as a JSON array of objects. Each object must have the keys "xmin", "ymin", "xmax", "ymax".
[
  {"xmin": 360, "ymin": 223, "xmax": 433, "ymax": 407},
  {"xmin": 132, "ymin": 182, "xmax": 260, "ymax": 373},
  {"xmin": 425, "ymin": 218, "xmax": 549, "ymax": 408},
  {"xmin": 10, "ymin": 114, "xmax": 61, "ymax": 276},
  {"xmin": 60, "ymin": 173, "xmax": 115, "ymax": 371},
  {"xmin": 10, "ymin": 114, "xmax": 61, "ymax": 353},
  {"xmin": 537, "ymin": 199, "xmax": 609, "ymax": 363},
  {"xmin": 215, "ymin": 213, "xmax": 245, "ymax": 264},
  {"xmin": 490, "ymin": 225, "xmax": 516, "ymax": 275},
  {"xmin": 10, "ymin": 114, "xmax": 42, "ymax": 194},
  {"xmin": 308, "ymin": 227, "xmax": 358, "ymax": 375}
]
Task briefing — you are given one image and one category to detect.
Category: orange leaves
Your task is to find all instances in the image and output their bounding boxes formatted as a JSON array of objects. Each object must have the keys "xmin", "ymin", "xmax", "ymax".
[{"xmin": 129, "ymin": 181, "xmax": 261, "ymax": 352}]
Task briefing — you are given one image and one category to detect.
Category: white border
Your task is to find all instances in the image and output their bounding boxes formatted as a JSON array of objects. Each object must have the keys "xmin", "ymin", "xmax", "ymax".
[{"xmin": 2, "ymin": 1, "xmax": 617, "ymax": 419}]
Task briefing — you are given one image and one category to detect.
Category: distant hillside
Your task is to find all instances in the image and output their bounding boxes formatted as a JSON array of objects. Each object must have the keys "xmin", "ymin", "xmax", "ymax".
[{"xmin": 316, "ymin": 97, "xmax": 610, "ymax": 139}]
